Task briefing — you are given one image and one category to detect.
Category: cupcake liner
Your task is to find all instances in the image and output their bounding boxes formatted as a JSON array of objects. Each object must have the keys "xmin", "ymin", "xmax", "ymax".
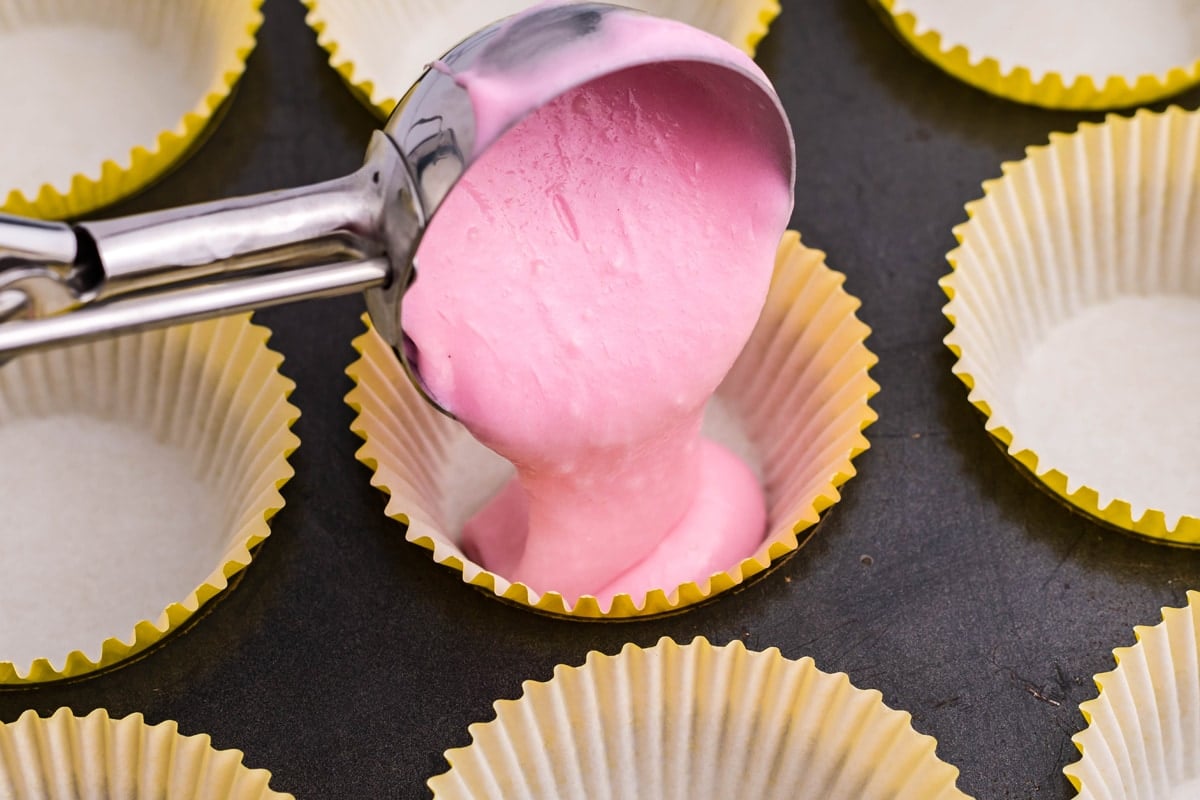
[
  {"xmin": 427, "ymin": 637, "xmax": 970, "ymax": 799},
  {"xmin": 0, "ymin": 707, "xmax": 292, "ymax": 798},
  {"xmin": 345, "ymin": 231, "xmax": 878, "ymax": 619},
  {"xmin": 941, "ymin": 106, "xmax": 1200, "ymax": 544},
  {"xmin": 0, "ymin": 0, "xmax": 263, "ymax": 220},
  {"xmin": 303, "ymin": 0, "xmax": 780, "ymax": 116},
  {"xmin": 1064, "ymin": 590, "xmax": 1200, "ymax": 799},
  {"xmin": 876, "ymin": 0, "xmax": 1200, "ymax": 110},
  {"xmin": 0, "ymin": 314, "xmax": 300, "ymax": 684}
]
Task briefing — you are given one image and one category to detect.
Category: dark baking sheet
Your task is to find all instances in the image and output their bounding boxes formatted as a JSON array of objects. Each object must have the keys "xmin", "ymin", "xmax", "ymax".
[{"xmin": 3, "ymin": 1, "xmax": 1198, "ymax": 797}]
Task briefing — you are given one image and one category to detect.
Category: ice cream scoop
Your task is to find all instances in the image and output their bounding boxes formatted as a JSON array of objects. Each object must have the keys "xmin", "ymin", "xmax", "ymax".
[
  {"xmin": 408, "ymin": 54, "xmax": 794, "ymax": 602},
  {"xmin": 0, "ymin": 2, "xmax": 794, "ymax": 417}
]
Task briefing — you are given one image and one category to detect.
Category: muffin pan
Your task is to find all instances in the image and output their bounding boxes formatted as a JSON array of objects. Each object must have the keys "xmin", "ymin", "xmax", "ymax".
[{"xmin": 0, "ymin": 0, "xmax": 1197, "ymax": 798}]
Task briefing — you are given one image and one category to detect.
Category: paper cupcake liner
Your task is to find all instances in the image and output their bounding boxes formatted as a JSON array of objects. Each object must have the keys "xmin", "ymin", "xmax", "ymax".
[
  {"xmin": 1064, "ymin": 590, "xmax": 1200, "ymax": 799},
  {"xmin": 0, "ymin": 707, "xmax": 292, "ymax": 798},
  {"xmin": 345, "ymin": 231, "xmax": 877, "ymax": 619},
  {"xmin": 941, "ymin": 106, "xmax": 1200, "ymax": 544},
  {"xmin": 0, "ymin": 314, "xmax": 299, "ymax": 684},
  {"xmin": 303, "ymin": 0, "xmax": 780, "ymax": 116},
  {"xmin": 427, "ymin": 637, "xmax": 969, "ymax": 799},
  {"xmin": 875, "ymin": 0, "xmax": 1200, "ymax": 110},
  {"xmin": 0, "ymin": 0, "xmax": 263, "ymax": 220}
]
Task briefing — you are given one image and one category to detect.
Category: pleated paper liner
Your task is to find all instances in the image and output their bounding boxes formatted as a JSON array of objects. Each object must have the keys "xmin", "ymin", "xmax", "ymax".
[
  {"xmin": 427, "ymin": 637, "xmax": 970, "ymax": 799},
  {"xmin": 303, "ymin": 0, "xmax": 780, "ymax": 116},
  {"xmin": 941, "ymin": 106, "xmax": 1200, "ymax": 545},
  {"xmin": 0, "ymin": 314, "xmax": 299, "ymax": 685},
  {"xmin": 0, "ymin": 0, "xmax": 263, "ymax": 220},
  {"xmin": 345, "ymin": 231, "xmax": 877, "ymax": 619},
  {"xmin": 875, "ymin": 0, "xmax": 1200, "ymax": 109},
  {"xmin": 1064, "ymin": 590, "xmax": 1200, "ymax": 799},
  {"xmin": 0, "ymin": 707, "xmax": 292, "ymax": 799}
]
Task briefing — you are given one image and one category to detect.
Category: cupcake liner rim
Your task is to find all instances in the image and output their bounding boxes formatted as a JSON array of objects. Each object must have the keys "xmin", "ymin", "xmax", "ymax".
[
  {"xmin": 0, "ymin": 315, "xmax": 300, "ymax": 684},
  {"xmin": 344, "ymin": 231, "xmax": 879, "ymax": 619},
  {"xmin": 302, "ymin": 0, "xmax": 783, "ymax": 117},
  {"xmin": 1, "ymin": 706, "xmax": 295, "ymax": 799},
  {"xmin": 1063, "ymin": 589, "xmax": 1200, "ymax": 794},
  {"xmin": 1, "ymin": 0, "xmax": 265, "ymax": 219},
  {"xmin": 940, "ymin": 104, "xmax": 1200, "ymax": 543},
  {"xmin": 875, "ymin": 0, "xmax": 1200, "ymax": 109},
  {"xmin": 429, "ymin": 635, "xmax": 969, "ymax": 799}
]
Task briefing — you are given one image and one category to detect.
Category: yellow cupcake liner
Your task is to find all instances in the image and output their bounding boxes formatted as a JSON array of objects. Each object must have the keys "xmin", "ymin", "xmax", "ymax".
[
  {"xmin": 0, "ymin": 707, "xmax": 292, "ymax": 798},
  {"xmin": 345, "ymin": 231, "xmax": 877, "ymax": 619},
  {"xmin": 941, "ymin": 106, "xmax": 1200, "ymax": 544},
  {"xmin": 303, "ymin": 0, "xmax": 780, "ymax": 116},
  {"xmin": 0, "ymin": 0, "xmax": 263, "ymax": 220},
  {"xmin": 427, "ymin": 636, "xmax": 970, "ymax": 799},
  {"xmin": 1064, "ymin": 590, "xmax": 1200, "ymax": 799},
  {"xmin": 876, "ymin": 0, "xmax": 1200, "ymax": 110},
  {"xmin": 0, "ymin": 314, "xmax": 299, "ymax": 684}
]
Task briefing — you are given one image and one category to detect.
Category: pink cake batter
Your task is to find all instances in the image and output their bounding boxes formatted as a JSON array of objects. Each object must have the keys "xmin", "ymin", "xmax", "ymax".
[{"xmin": 404, "ymin": 16, "xmax": 792, "ymax": 607}]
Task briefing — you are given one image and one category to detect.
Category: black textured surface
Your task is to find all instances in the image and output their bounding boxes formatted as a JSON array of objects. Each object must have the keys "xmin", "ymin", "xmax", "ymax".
[{"xmin": 3, "ymin": 1, "xmax": 1199, "ymax": 798}]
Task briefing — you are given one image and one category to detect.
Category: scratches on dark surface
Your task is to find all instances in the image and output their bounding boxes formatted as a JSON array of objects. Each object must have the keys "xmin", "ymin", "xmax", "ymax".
[
  {"xmin": 1040, "ymin": 527, "xmax": 1089, "ymax": 591},
  {"xmin": 933, "ymin": 693, "xmax": 961, "ymax": 710},
  {"xmin": 795, "ymin": 616, "xmax": 861, "ymax": 651},
  {"xmin": 989, "ymin": 649, "xmax": 1081, "ymax": 710},
  {"xmin": 1025, "ymin": 685, "xmax": 1062, "ymax": 708}
]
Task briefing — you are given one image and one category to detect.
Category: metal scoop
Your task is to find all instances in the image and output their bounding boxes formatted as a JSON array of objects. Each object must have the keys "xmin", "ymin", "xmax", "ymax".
[{"xmin": 0, "ymin": 2, "xmax": 794, "ymax": 416}]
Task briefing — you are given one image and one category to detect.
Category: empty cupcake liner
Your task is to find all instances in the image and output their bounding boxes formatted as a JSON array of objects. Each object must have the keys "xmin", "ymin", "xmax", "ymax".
[
  {"xmin": 876, "ymin": 0, "xmax": 1200, "ymax": 110},
  {"xmin": 345, "ymin": 231, "xmax": 877, "ymax": 619},
  {"xmin": 0, "ymin": 314, "xmax": 300, "ymax": 684},
  {"xmin": 427, "ymin": 637, "xmax": 970, "ymax": 799},
  {"xmin": 0, "ymin": 0, "xmax": 263, "ymax": 220},
  {"xmin": 1064, "ymin": 590, "xmax": 1200, "ymax": 799},
  {"xmin": 0, "ymin": 707, "xmax": 292, "ymax": 798},
  {"xmin": 941, "ymin": 106, "xmax": 1200, "ymax": 544},
  {"xmin": 303, "ymin": 0, "xmax": 780, "ymax": 116}
]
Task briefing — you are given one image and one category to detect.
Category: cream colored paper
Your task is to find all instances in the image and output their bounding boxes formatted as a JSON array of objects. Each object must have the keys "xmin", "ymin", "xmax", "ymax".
[
  {"xmin": 304, "ymin": 0, "xmax": 780, "ymax": 114},
  {"xmin": 895, "ymin": 0, "xmax": 1200, "ymax": 81},
  {"xmin": 0, "ymin": 315, "xmax": 299, "ymax": 683},
  {"xmin": 942, "ymin": 106, "xmax": 1200, "ymax": 542},
  {"xmin": 0, "ymin": 707, "xmax": 293, "ymax": 799},
  {"xmin": 0, "ymin": 0, "xmax": 262, "ymax": 218},
  {"xmin": 1066, "ymin": 590, "xmax": 1200, "ymax": 799},
  {"xmin": 428, "ymin": 637, "xmax": 971, "ymax": 799},
  {"xmin": 878, "ymin": 0, "xmax": 1200, "ymax": 108}
]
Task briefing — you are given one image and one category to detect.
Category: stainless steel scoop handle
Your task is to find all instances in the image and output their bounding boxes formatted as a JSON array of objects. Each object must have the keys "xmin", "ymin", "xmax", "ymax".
[
  {"xmin": 0, "ymin": 258, "xmax": 390, "ymax": 355},
  {"xmin": 0, "ymin": 130, "xmax": 415, "ymax": 357},
  {"xmin": 0, "ymin": 215, "xmax": 90, "ymax": 323}
]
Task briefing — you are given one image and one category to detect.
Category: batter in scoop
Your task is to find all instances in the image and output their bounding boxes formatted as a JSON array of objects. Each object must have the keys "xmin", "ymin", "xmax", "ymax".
[{"xmin": 404, "ymin": 29, "xmax": 792, "ymax": 606}]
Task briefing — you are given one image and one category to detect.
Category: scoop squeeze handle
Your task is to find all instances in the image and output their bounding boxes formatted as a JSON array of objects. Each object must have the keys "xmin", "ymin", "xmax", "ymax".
[{"xmin": 0, "ymin": 131, "xmax": 414, "ymax": 359}]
